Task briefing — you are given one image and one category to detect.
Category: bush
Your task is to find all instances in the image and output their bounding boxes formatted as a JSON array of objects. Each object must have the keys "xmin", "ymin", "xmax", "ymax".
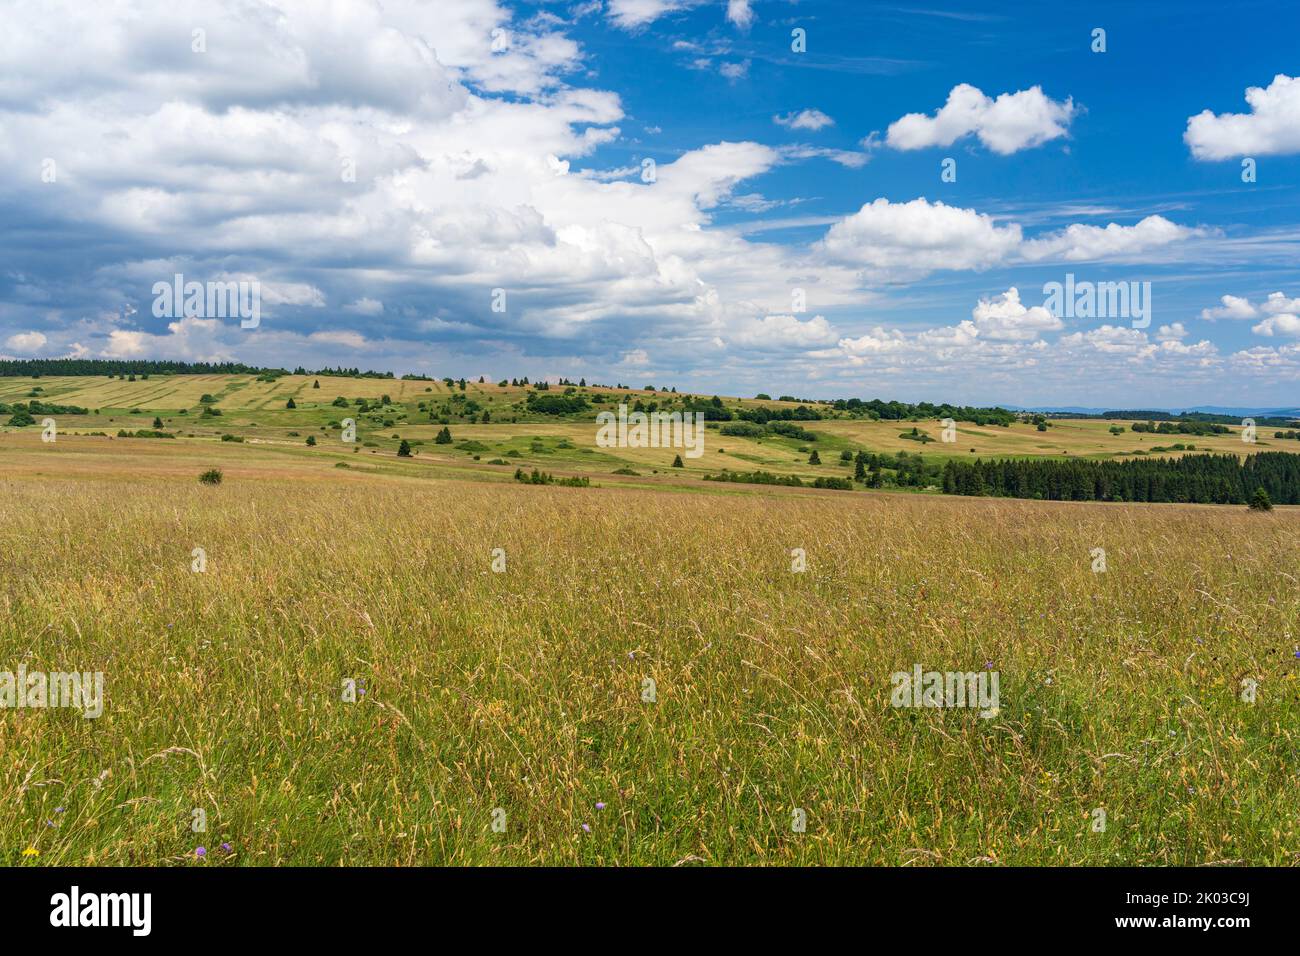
[
  {"xmin": 767, "ymin": 421, "xmax": 818, "ymax": 442},
  {"xmin": 1249, "ymin": 487, "xmax": 1273, "ymax": 511},
  {"xmin": 198, "ymin": 468, "xmax": 223, "ymax": 485},
  {"xmin": 719, "ymin": 422, "xmax": 764, "ymax": 438},
  {"xmin": 306, "ymin": 435, "xmax": 316, "ymax": 446}
]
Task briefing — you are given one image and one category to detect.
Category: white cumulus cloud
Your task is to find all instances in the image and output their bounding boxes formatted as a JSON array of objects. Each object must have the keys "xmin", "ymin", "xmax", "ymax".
[
  {"xmin": 820, "ymin": 197, "xmax": 1023, "ymax": 278},
  {"xmin": 970, "ymin": 287, "xmax": 1063, "ymax": 341},
  {"xmin": 886, "ymin": 83, "xmax": 1075, "ymax": 155},
  {"xmin": 1185, "ymin": 74, "xmax": 1300, "ymax": 160},
  {"xmin": 4, "ymin": 331, "xmax": 48, "ymax": 353},
  {"xmin": 774, "ymin": 109, "xmax": 834, "ymax": 131}
]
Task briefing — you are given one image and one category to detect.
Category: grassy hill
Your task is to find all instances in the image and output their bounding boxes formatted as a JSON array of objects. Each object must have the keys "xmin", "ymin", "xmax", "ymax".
[{"xmin": 0, "ymin": 373, "xmax": 1276, "ymax": 493}]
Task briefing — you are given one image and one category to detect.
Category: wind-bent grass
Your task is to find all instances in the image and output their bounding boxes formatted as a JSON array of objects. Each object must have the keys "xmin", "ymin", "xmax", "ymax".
[{"xmin": 1, "ymin": 475, "xmax": 1297, "ymax": 865}]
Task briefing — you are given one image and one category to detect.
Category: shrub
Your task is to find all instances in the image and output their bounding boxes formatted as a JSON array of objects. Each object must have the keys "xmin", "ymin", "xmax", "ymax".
[
  {"xmin": 767, "ymin": 421, "xmax": 818, "ymax": 442},
  {"xmin": 198, "ymin": 468, "xmax": 223, "ymax": 485},
  {"xmin": 306, "ymin": 435, "xmax": 316, "ymax": 446}
]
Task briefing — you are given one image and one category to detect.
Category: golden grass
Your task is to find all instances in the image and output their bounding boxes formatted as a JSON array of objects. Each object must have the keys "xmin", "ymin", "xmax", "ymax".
[{"xmin": 2, "ymin": 460, "xmax": 1297, "ymax": 865}]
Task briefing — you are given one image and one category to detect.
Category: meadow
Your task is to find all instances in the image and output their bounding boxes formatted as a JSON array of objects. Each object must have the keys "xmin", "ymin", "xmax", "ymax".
[
  {"xmin": 2, "ymin": 374, "xmax": 1298, "ymax": 865},
  {"xmin": 0, "ymin": 372, "xmax": 1276, "ymax": 489}
]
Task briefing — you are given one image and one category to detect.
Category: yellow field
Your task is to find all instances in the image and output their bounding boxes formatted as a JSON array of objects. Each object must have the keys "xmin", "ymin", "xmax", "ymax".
[{"xmin": 0, "ymin": 375, "xmax": 1276, "ymax": 494}]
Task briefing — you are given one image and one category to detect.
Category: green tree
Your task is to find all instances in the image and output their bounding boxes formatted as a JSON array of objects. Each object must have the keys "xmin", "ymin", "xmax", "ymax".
[
  {"xmin": 672, "ymin": 454, "xmax": 684, "ymax": 468},
  {"xmin": 286, "ymin": 397, "xmax": 296, "ymax": 409},
  {"xmin": 397, "ymin": 439, "xmax": 413, "ymax": 457},
  {"xmin": 1249, "ymin": 487, "xmax": 1273, "ymax": 511},
  {"xmin": 306, "ymin": 435, "xmax": 316, "ymax": 446},
  {"xmin": 435, "ymin": 427, "xmax": 453, "ymax": 444},
  {"xmin": 808, "ymin": 449, "xmax": 821, "ymax": 465},
  {"xmin": 152, "ymin": 416, "xmax": 163, "ymax": 429}
]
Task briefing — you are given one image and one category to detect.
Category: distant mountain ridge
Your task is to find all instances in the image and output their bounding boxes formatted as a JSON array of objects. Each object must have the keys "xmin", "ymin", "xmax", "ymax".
[{"xmin": 1001, "ymin": 404, "xmax": 1300, "ymax": 418}]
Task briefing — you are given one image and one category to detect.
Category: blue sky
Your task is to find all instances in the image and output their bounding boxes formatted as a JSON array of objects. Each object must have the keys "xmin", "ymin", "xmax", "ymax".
[{"xmin": 2, "ymin": 0, "xmax": 1299, "ymax": 407}]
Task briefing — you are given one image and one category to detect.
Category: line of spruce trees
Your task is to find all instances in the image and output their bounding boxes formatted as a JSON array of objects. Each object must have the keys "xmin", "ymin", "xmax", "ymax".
[{"xmin": 941, "ymin": 451, "xmax": 1300, "ymax": 504}]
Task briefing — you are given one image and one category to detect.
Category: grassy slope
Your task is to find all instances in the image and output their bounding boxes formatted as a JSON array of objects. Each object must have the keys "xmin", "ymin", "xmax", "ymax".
[{"xmin": 0, "ymin": 374, "xmax": 1277, "ymax": 491}]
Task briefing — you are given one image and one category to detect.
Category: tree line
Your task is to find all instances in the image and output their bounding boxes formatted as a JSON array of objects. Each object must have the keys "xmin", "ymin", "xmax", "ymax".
[{"xmin": 941, "ymin": 452, "xmax": 1300, "ymax": 504}]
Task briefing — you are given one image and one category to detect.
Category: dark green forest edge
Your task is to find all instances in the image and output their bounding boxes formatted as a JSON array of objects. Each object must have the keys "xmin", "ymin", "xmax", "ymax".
[{"xmin": 942, "ymin": 452, "xmax": 1300, "ymax": 505}]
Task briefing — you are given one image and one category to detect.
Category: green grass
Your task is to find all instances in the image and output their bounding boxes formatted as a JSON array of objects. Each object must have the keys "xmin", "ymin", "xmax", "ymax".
[{"xmin": 0, "ymin": 462, "xmax": 1297, "ymax": 865}]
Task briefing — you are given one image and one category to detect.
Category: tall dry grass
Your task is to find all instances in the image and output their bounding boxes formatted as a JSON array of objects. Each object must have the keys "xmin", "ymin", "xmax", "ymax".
[{"xmin": 1, "ymin": 477, "xmax": 1297, "ymax": 864}]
